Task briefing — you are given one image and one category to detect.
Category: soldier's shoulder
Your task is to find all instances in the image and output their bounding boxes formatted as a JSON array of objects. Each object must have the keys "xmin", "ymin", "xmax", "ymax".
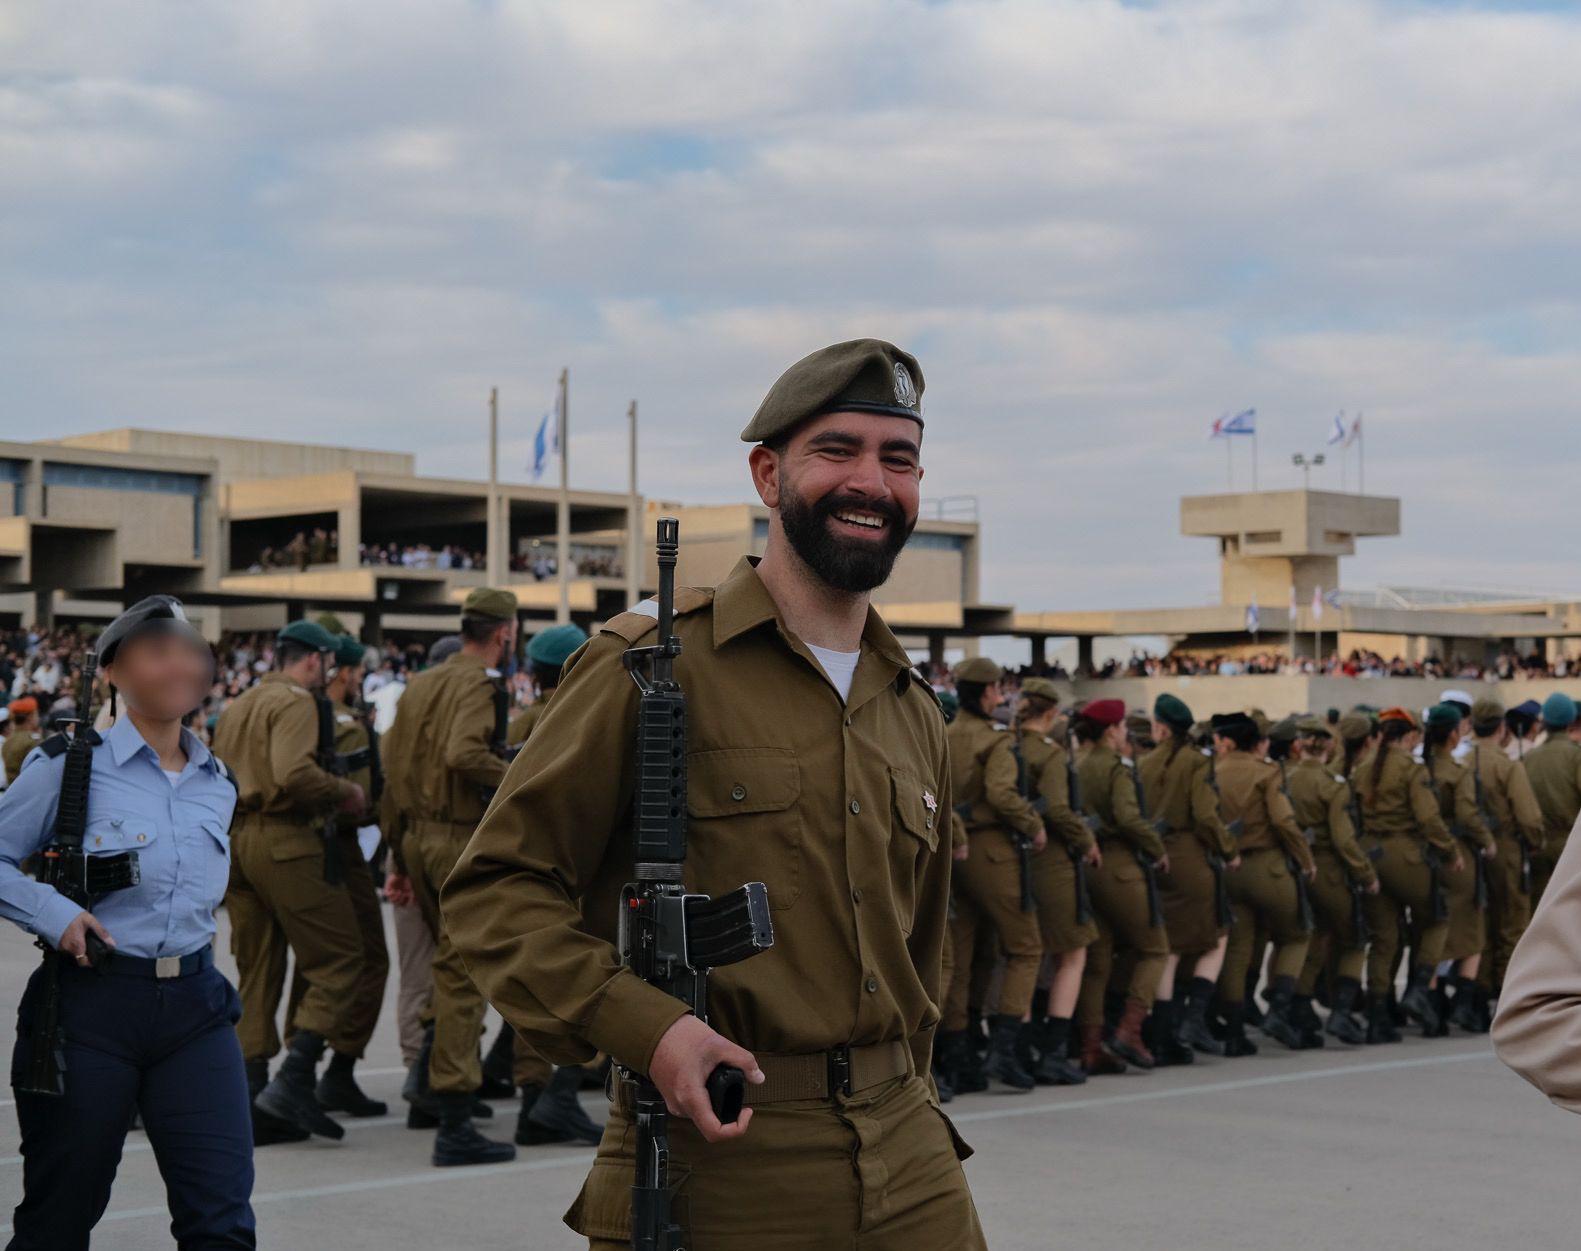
[
  {"xmin": 599, "ymin": 586, "xmax": 715, "ymax": 645},
  {"xmin": 899, "ymin": 667, "xmax": 945, "ymax": 719}
]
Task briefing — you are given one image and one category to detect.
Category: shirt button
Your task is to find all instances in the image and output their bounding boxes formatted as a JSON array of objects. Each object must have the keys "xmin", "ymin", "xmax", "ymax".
[
  {"xmin": 849, "ymin": 799, "xmax": 861, "ymax": 815},
  {"xmin": 852, "ymin": 887, "xmax": 863, "ymax": 904},
  {"xmin": 730, "ymin": 784, "xmax": 747, "ymax": 801},
  {"xmin": 136, "ymin": 833, "xmax": 146, "ymax": 842},
  {"xmin": 865, "ymin": 976, "xmax": 879, "ymax": 993}
]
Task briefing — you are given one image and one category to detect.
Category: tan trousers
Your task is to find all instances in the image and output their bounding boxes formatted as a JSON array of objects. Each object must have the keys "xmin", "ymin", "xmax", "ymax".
[
  {"xmin": 575, "ymin": 1076, "xmax": 983, "ymax": 1250},
  {"xmin": 407, "ymin": 821, "xmax": 486, "ymax": 1094},
  {"xmin": 1365, "ymin": 835, "xmax": 1448, "ymax": 991},
  {"xmin": 1298, "ymin": 849, "xmax": 1368, "ymax": 992},
  {"xmin": 944, "ymin": 832, "xmax": 1044, "ymax": 1026},
  {"xmin": 1220, "ymin": 848, "xmax": 1311, "ymax": 1005},
  {"xmin": 1482, "ymin": 834, "xmax": 1532, "ymax": 991},
  {"xmin": 1076, "ymin": 845, "xmax": 1170, "ymax": 1024},
  {"xmin": 392, "ymin": 895, "xmax": 436, "ymax": 1066}
]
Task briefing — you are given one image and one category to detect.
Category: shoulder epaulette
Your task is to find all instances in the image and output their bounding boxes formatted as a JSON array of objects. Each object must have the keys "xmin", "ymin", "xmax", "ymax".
[
  {"xmin": 40, "ymin": 728, "xmax": 102, "ymax": 759},
  {"xmin": 1041, "ymin": 735, "xmax": 1056, "ymax": 745},
  {"xmin": 599, "ymin": 586, "xmax": 714, "ymax": 645},
  {"xmin": 212, "ymin": 755, "xmax": 238, "ymax": 790}
]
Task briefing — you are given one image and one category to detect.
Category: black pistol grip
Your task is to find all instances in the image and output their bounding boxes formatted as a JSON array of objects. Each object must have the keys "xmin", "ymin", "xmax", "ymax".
[
  {"xmin": 84, "ymin": 929, "xmax": 112, "ymax": 972},
  {"xmin": 706, "ymin": 1063, "xmax": 746, "ymax": 1125}
]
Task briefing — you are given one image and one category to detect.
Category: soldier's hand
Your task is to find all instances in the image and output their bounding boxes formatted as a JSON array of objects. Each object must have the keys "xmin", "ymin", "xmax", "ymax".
[
  {"xmin": 58, "ymin": 912, "xmax": 115, "ymax": 965},
  {"xmin": 383, "ymin": 871, "xmax": 414, "ymax": 906},
  {"xmin": 952, "ymin": 843, "xmax": 970, "ymax": 862},
  {"xmin": 1031, "ymin": 829, "xmax": 1048, "ymax": 853},
  {"xmin": 650, "ymin": 1015, "xmax": 764, "ymax": 1144},
  {"xmin": 1304, "ymin": 864, "xmax": 1317, "ymax": 882},
  {"xmin": 1156, "ymin": 854, "xmax": 1171, "ymax": 875},
  {"xmin": 1365, "ymin": 879, "xmax": 1381, "ymax": 895},
  {"xmin": 1084, "ymin": 844, "xmax": 1102, "ymax": 869},
  {"xmin": 1449, "ymin": 852, "xmax": 1465, "ymax": 874},
  {"xmin": 339, "ymin": 782, "xmax": 367, "ymax": 815},
  {"xmin": 1481, "ymin": 844, "xmax": 1497, "ymax": 860},
  {"xmin": 1227, "ymin": 856, "xmax": 1242, "ymax": 871}
]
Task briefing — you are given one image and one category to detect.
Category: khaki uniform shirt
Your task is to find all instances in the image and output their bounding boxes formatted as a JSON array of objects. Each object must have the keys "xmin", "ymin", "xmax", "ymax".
[
  {"xmin": 1287, "ymin": 757, "xmax": 1375, "ymax": 886},
  {"xmin": 383, "ymin": 652, "xmax": 506, "ymax": 832},
  {"xmin": 1138, "ymin": 742, "xmax": 1234, "ymax": 857},
  {"xmin": 1215, "ymin": 752, "xmax": 1315, "ymax": 872},
  {"xmin": 506, "ymin": 701, "xmax": 544, "ymax": 748},
  {"xmin": 1016, "ymin": 729, "xmax": 1094, "ymax": 854},
  {"xmin": 1076, "ymin": 744, "xmax": 1165, "ymax": 860},
  {"xmin": 1456, "ymin": 742, "xmax": 1537, "ymax": 850},
  {"xmin": 1521, "ymin": 735, "xmax": 1581, "ymax": 847},
  {"xmin": 3, "ymin": 730, "xmax": 41, "ymax": 783},
  {"xmin": 441, "ymin": 557, "xmax": 954, "ymax": 1080},
  {"xmin": 950, "ymin": 710, "xmax": 1041, "ymax": 840},
  {"xmin": 212, "ymin": 672, "xmax": 353, "ymax": 854},
  {"xmin": 1355, "ymin": 746, "xmax": 1453, "ymax": 853}
]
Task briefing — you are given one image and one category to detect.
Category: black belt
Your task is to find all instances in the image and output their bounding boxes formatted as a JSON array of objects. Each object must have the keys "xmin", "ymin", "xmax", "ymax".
[{"xmin": 94, "ymin": 944, "xmax": 214, "ymax": 980}]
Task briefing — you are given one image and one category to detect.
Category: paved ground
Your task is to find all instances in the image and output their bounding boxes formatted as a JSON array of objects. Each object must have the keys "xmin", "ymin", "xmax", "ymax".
[{"xmin": 0, "ymin": 908, "xmax": 1570, "ymax": 1249}]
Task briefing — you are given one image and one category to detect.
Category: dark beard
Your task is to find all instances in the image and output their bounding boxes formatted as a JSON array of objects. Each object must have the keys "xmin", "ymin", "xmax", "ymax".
[{"xmin": 778, "ymin": 486, "xmax": 915, "ymax": 593}]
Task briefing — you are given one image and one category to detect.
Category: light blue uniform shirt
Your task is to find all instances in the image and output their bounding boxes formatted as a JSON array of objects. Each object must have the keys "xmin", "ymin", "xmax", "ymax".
[{"xmin": 0, "ymin": 716, "xmax": 236, "ymax": 958}]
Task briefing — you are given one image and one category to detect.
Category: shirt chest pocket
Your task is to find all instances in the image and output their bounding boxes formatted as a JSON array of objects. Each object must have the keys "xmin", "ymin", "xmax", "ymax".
[
  {"xmin": 685, "ymin": 748, "xmax": 803, "ymax": 911},
  {"xmin": 888, "ymin": 767, "xmax": 939, "ymax": 932},
  {"xmin": 197, "ymin": 814, "xmax": 232, "ymax": 906},
  {"xmin": 84, "ymin": 816, "xmax": 162, "ymax": 893}
]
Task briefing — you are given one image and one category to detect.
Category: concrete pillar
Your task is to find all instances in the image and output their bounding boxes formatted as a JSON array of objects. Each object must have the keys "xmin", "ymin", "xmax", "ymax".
[
  {"xmin": 1030, "ymin": 635, "xmax": 1047, "ymax": 670},
  {"xmin": 928, "ymin": 632, "xmax": 946, "ymax": 669},
  {"xmin": 1076, "ymin": 635, "xmax": 1094, "ymax": 676},
  {"xmin": 338, "ymin": 496, "xmax": 361, "ymax": 570},
  {"xmin": 32, "ymin": 587, "xmax": 53, "ymax": 628},
  {"xmin": 363, "ymin": 606, "xmax": 383, "ymax": 647}
]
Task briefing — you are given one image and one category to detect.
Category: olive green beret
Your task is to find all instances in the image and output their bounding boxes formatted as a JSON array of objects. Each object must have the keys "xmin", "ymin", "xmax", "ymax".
[
  {"xmin": 1244, "ymin": 707, "xmax": 1270, "ymax": 737},
  {"xmin": 1470, "ymin": 696, "xmax": 1505, "ymax": 724},
  {"xmin": 333, "ymin": 634, "xmax": 367, "ymax": 669},
  {"xmin": 1337, "ymin": 711, "xmax": 1374, "ymax": 741},
  {"xmin": 1153, "ymin": 692, "xmax": 1193, "ymax": 728},
  {"xmin": 1425, "ymin": 702, "xmax": 1464, "ymax": 729},
  {"xmin": 527, "ymin": 623, "xmax": 588, "ymax": 670},
  {"xmin": 740, "ymin": 339, "xmax": 924, "ymax": 444},
  {"xmin": 954, "ymin": 656, "xmax": 1002, "ymax": 684},
  {"xmin": 1019, "ymin": 677, "xmax": 1061, "ymax": 704},
  {"xmin": 1296, "ymin": 715, "xmax": 1329, "ymax": 737},
  {"xmin": 278, "ymin": 619, "xmax": 339, "ymax": 651},
  {"xmin": 314, "ymin": 611, "xmax": 347, "ymax": 635},
  {"xmin": 462, "ymin": 587, "xmax": 519, "ymax": 622},
  {"xmin": 1267, "ymin": 716, "xmax": 1300, "ymax": 743}
]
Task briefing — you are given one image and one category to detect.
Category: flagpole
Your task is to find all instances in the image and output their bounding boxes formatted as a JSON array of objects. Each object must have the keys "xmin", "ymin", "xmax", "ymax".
[
  {"xmin": 1252, "ymin": 425, "xmax": 1260, "ymax": 491},
  {"xmin": 487, "ymin": 387, "xmax": 503, "ymax": 588},
  {"xmin": 555, "ymin": 367, "xmax": 570, "ymax": 625},
  {"xmin": 1358, "ymin": 414, "xmax": 1365, "ymax": 494},
  {"xmin": 625, "ymin": 399, "xmax": 640, "ymax": 610},
  {"xmin": 1226, "ymin": 434, "xmax": 1232, "ymax": 490}
]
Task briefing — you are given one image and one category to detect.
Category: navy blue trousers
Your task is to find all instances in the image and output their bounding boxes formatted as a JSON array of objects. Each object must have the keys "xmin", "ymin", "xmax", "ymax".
[{"xmin": 8, "ymin": 960, "xmax": 256, "ymax": 1250}]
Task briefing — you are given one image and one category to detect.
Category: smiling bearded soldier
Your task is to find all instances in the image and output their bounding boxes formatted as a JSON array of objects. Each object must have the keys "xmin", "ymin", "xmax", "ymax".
[{"xmin": 443, "ymin": 339, "xmax": 984, "ymax": 1250}]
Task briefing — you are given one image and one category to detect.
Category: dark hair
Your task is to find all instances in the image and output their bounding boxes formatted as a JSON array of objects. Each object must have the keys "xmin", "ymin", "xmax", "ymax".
[
  {"xmin": 1073, "ymin": 714, "xmax": 1106, "ymax": 745},
  {"xmin": 1422, "ymin": 721, "xmax": 1453, "ymax": 775},
  {"xmin": 1014, "ymin": 694, "xmax": 1057, "ymax": 730},
  {"xmin": 275, "ymin": 640, "xmax": 319, "ymax": 668},
  {"xmin": 956, "ymin": 680, "xmax": 990, "ymax": 717},
  {"xmin": 1366, "ymin": 719, "xmax": 1414, "ymax": 796},
  {"xmin": 1341, "ymin": 732, "xmax": 1370, "ymax": 778},
  {"xmin": 537, "ymin": 662, "xmax": 566, "ymax": 692},
  {"xmin": 460, "ymin": 615, "xmax": 506, "ymax": 645},
  {"xmin": 1220, "ymin": 721, "xmax": 1260, "ymax": 752},
  {"xmin": 1164, "ymin": 720, "xmax": 1191, "ymax": 764},
  {"xmin": 1267, "ymin": 737, "xmax": 1292, "ymax": 762},
  {"xmin": 1471, "ymin": 718, "xmax": 1502, "ymax": 739}
]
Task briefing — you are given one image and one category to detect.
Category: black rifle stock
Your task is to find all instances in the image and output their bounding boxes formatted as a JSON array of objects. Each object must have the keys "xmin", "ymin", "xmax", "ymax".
[
  {"xmin": 313, "ymin": 692, "xmax": 347, "ymax": 887},
  {"xmin": 1062, "ymin": 726, "xmax": 1096, "ymax": 924},
  {"xmin": 1342, "ymin": 779, "xmax": 1372, "ymax": 948},
  {"xmin": 1006, "ymin": 736, "xmax": 1041, "ymax": 914},
  {"xmin": 1123, "ymin": 755, "xmax": 1164, "ymax": 929},
  {"xmin": 1204, "ymin": 748, "xmax": 1238, "ymax": 929},
  {"xmin": 618, "ymin": 518, "xmax": 774, "ymax": 1251},
  {"xmin": 18, "ymin": 654, "xmax": 139, "ymax": 1098}
]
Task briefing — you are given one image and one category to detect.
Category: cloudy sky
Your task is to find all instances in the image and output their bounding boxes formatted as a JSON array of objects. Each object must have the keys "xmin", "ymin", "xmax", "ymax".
[{"xmin": 5, "ymin": 0, "xmax": 1580, "ymax": 621}]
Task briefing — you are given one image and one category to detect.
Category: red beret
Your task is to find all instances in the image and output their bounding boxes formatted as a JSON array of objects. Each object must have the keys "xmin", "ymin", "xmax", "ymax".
[
  {"xmin": 1079, "ymin": 698, "xmax": 1126, "ymax": 727},
  {"xmin": 8, "ymin": 697, "xmax": 37, "ymax": 716},
  {"xmin": 1378, "ymin": 706, "xmax": 1418, "ymax": 729}
]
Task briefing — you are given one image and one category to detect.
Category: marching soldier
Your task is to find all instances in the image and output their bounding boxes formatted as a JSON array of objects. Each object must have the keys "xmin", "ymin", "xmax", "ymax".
[
  {"xmin": 381, "ymin": 587, "xmax": 520, "ymax": 1167},
  {"xmin": 1073, "ymin": 698, "xmax": 1170, "ymax": 1073},
  {"xmin": 1523, "ymin": 692, "xmax": 1581, "ymax": 904},
  {"xmin": 943, "ymin": 657, "xmax": 1045, "ymax": 1092},
  {"xmin": 1287, "ymin": 716, "xmax": 1377, "ymax": 1045},
  {"xmin": 1011, "ymin": 676, "xmax": 1096, "ymax": 1086},
  {"xmin": 1467, "ymin": 696, "xmax": 1546, "ymax": 1020},
  {"xmin": 1140, "ymin": 693, "xmax": 1237, "ymax": 1060},
  {"xmin": 443, "ymin": 339, "xmax": 985, "ymax": 1249},
  {"xmin": 1211, "ymin": 711, "xmax": 1316, "ymax": 1053},
  {"xmin": 214, "ymin": 619, "xmax": 369, "ymax": 1141},
  {"xmin": 3, "ymin": 698, "xmax": 41, "ymax": 782}
]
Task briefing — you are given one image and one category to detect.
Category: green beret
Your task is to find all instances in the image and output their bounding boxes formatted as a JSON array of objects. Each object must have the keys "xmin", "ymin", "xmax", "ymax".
[
  {"xmin": 526, "ymin": 623, "xmax": 588, "ymax": 670},
  {"xmin": 1543, "ymin": 692, "xmax": 1578, "ymax": 729},
  {"xmin": 1470, "ymin": 696, "xmax": 1505, "ymax": 724},
  {"xmin": 462, "ymin": 587, "xmax": 518, "ymax": 622},
  {"xmin": 278, "ymin": 619, "xmax": 339, "ymax": 652},
  {"xmin": 954, "ymin": 656, "xmax": 1002, "ymax": 684},
  {"xmin": 1019, "ymin": 677, "xmax": 1061, "ymax": 704},
  {"xmin": 1267, "ymin": 716, "xmax": 1300, "ymax": 744},
  {"xmin": 1425, "ymin": 702, "xmax": 1464, "ymax": 729},
  {"xmin": 937, "ymin": 689, "xmax": 959, "ymax": 721},
  {"xmin": 1296, "ymin": 715, "xmax": 1329, "ymax": 737},
  {"xmin": 333, "ymin": 634, "xmax": 367, "ymax": 669},
  {"xmin": 1153, "ymin": 693, "xmax": 1193, "ymax": 729},
  {"xmin": 740, "ymin": 339, "xmax": 924, "ymax": 444}
]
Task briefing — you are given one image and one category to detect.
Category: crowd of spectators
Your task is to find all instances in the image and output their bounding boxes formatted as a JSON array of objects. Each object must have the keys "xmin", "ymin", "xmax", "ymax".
[
  {"xmin": 1069, "ymin": 647, "xmax": 1571, "ymax": 681},
  {"xmin": 246, "ymin": 528, "xmax": 338, "ymax": 573}
]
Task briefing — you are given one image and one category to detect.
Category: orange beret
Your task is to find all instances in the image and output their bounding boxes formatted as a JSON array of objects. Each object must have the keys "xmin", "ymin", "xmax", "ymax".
[
  {"xmin": 1378, "ymin": 706, "xmax": 1418, "ymax": 728},
  {"xmin": 8, "ymin": 697, "xmax": 37, "ymax": 716}
]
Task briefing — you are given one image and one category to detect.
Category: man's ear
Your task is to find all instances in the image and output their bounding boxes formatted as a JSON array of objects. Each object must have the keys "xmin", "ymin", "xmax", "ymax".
[{"xmin": 748, "ymin": 444, "xmax": 782, "ymax": 509}]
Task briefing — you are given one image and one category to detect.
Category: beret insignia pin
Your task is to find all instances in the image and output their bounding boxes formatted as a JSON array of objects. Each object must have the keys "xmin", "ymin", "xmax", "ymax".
[{"xmin": 893, "ymin": 362, "xmax": 918, "ymax": 409}]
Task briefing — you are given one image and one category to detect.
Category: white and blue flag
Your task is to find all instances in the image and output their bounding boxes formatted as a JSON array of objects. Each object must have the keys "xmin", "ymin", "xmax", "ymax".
[
  {"xmin": 1328, "ymin": 412, "xmax": 1347, "ymax": 445},
  {"xmin": 530, "ymin": 405, "xmax": 559, "ymax": 481},
  {"xmin": 1211, "ymin": 408, "xmax": 1256, "ymax": 438}
]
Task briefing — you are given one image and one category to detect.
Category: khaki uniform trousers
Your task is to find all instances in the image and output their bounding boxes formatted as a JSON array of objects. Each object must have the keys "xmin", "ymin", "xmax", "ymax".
[
  {"xmin": 577, "ymin": 1076, "xmax": 984, "ymax": 1251},
  {"xmin": 1531, "ymin": 826, "xmax": 1568, "ymax": 905},
  {"xmin": 1481, "ymin": 834, "xmax": 1532, "ymax": 991},
  {"xmin": 225, "ymin": 815, "xmax": 366, "ymax": 1059},
  {"xmin": 391, "ymin": 895, "xmax": 436, "ymax": 1066},
  {"xmin": 1363, "ymin": 835, "xmax": 1449, "ymax": 992},
  {"xmin": 944, "ymin": 832, "xmax": 1043, "ymax": 1027},
  {"xmin": 1158, "ymin": 833, "xmax": 1226, "ymax": 958},
  {"xmin": 1442, "ymin": 843, "xmax": 1486, "ymax": 963},
  {"xmin": 1297, "ymin": 849, "xmax": 1368, "ymax": 992},
  {"xmin": 407, "ymin": 819, "xmax": 487, "ymax": 1094},
  {"xmin": 1220, "ymin": 848, "xmax": 1311, "ymax": 1006},
  {"xmin": 1029, "ymin": 845, "xmax": 1098, "ymax": 956},
  {"xmin": 1076, "ymin": 844, "xmax": 1169, "ymax": 1024}
]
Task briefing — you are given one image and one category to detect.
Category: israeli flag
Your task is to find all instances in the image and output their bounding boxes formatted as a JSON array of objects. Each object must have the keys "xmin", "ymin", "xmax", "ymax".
[
  {"xmin": 1328, "ymin": 412, "xmax": 1347, "ymax": 445},
  {"xmin": 1246, "ymin": 597, "xmax": 1260, "ymax": 635},
  {"xmin": 1211, "ymin": 408, "xmax": 1256, "ymax": 438},
  {"xmin": 530, "ymin": 408, "xmax": 558, "ymax": 481}
]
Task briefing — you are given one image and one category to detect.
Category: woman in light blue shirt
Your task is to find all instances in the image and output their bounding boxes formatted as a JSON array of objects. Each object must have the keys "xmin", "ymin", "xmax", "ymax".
[{"xmin": 3, "ymin": 596, "xmax": 255, "ymax": 1251}]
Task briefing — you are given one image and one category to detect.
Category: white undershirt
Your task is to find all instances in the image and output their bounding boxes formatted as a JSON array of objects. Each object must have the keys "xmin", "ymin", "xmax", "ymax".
[
  {"xmin": 807, "ymin": 643, "xmax": 861, "ymax": 702},
  {"xmin": 162, "ymin": 768, "xmax": 184, "ymax": 787}
]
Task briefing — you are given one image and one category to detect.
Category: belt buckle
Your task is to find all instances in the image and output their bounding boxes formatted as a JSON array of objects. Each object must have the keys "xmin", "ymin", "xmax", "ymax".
[
  {"xmin": 155, "ymin": 956, "xmax": 181, "ymax": 979},
  {"xmin": 827, "ymin": 1045, "xmax": 852, "ymax": 1098}
]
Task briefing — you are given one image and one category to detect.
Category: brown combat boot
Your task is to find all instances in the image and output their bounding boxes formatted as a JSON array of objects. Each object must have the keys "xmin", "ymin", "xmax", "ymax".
[
  {"xmin": 1103, "ymin": 1001, "xmax": 1156, "ymax": 1071},
  {"xmin": 1080, "ymin": 1024, "xmax": 1127, "ymax": 1076}
]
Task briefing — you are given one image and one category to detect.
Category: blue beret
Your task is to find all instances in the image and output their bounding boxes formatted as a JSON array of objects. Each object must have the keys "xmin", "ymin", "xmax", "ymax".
[{"xmin": 1542, "ymin": 692, "xmax": 1577, "ymax": 729}]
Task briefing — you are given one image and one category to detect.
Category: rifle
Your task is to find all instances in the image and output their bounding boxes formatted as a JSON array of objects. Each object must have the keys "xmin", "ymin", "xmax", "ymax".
[
  {"xmin": 1124, "ymin": 755, "xmax": 1165, "ymax": 928},
  {"xmin": 313, "ymin": 692, "xmax": 347, "ymax": 887},
  {"xmin": 618, "ymin": 518, "xmax": 775, "ymax": 1251},
  {"xmin": 1005, "ymin": 737, "xmax": 1041, "ymax": 914},
  {"xmin": 1062, "ymin": 724, "xmax": 1097, "ymax": 924},
  {"xmin": 18, "ymin": 653, "xmax": 139, "ymax": 1098},
  {"xmin": 1203, "ymin": 748, "xmax": 1237, "ymax": 928},
  {"xmin": 1274, "ymin": 761, "xmax": 1315, "ymax": 934},
  {"xmin": 1342, "ymin": 779, "xmax": 1372, "ymax": 949},
  {"xmin": 1461, "ymin": 749, "xmax": 1492, "ymax": 911},
  {"xmin": 478, "ymin": 680, "xmax": 524, "ymax": 804}
]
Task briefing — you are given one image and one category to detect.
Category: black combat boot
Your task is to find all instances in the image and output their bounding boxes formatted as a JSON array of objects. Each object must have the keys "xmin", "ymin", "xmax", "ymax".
[
  {"xmin": 985, "ymin": 1015, "xmax": 1036, "ymax": 1091},
  {"xmin": 1150, "ymin": 1000, "xmax": 1195, "ymax": 1067},
  {"xmin": 1260, "ymin": 977, "xmax": 1307, "ymax": 1050},
  {"xmin": 523, "ymin": 1067, "xmax": 603, "ymax": 1145},
  {"xmin": 432, "ymin": 1092, "xmax": 516, "ymax": 1167},
  {"xmin": 1400, "ymin": 965, "xmax": 1444, "ymax": 1036},
  {"xmin": 1221, "ymin": 1003, "xmax": 1260, "ymax": 1057},
  {"xmin": 1290, "ymin": 994, "xmax": 1324, "ymax": 1036},
  {"xmin": 317, "ymin": 1052, "xmax": 388, "ymax": 1118},
  {"xmin": 514, "ymin": 1082, "xmax": 567, "ymax": 1143},
  {"xmin": 479, "ymin": 1021, "xmax": 516, "ymax": 1099},
  {"xmin": 255, "ymin": 1031, "xmax": 345, "ymax": 1140},
  {"xmin": 1179, "ymin": 978, "xmax": 1225, "ymax": 1056},
  {"xmin": 941, "ymin": 1029, "xmax": 988, "ymax": 1094},
  {"xmin": 1032, "ymin": 1017, "xmax": 1087, "ymax": 1086},
  {"xmin": 1365, "ymin": 993, "xmax": 1402, "ymax": 1044},
  {"xmin": 405, "ymin": 1024, "xmax": 438, "ymax": 1129},
  {"xmin": 247, "ymin": 1058, "xmax": 309, "ymax": 1146},
  {"xmin": 1324, "ymin": 978, "xmax": 1367, "ymax": 1045}
]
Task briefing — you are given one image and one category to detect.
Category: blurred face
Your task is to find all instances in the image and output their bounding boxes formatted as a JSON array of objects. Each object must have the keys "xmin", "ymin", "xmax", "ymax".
[
  {"xmin": 105, "ymin": 634, "xmax": 213, "ymax": 721},
  {"xmin": 1103, "ymin": 721, "xmax": 1129, "ymax": 753},
  {"xmin": 982, "ymin": 679, "xmax": 1004, "ymax": 711},
  {"xmin": 750, "ymin": 410, "xmax": 923, "ymax": 593}
]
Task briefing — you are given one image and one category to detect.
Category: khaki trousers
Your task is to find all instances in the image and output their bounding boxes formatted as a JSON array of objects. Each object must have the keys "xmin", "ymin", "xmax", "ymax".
[
  {"xmin": 944, "ymin": 832, "xmax": 1044, "ymax": 1026},
  {"xmin": 407, "ymin": 820, "xmax": 486, "ymax": 1094},
  {"xmin": 1220, "ymin": 848, "xmax": 1311, "ymax": 1005},
  {"xmin": 1297, "ymin": 849, "xmax": 1368, "ymax": 992},
  {"xmin": 1076, "ymin": 845, "xmax": 1169, "ymax": 1024}
]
